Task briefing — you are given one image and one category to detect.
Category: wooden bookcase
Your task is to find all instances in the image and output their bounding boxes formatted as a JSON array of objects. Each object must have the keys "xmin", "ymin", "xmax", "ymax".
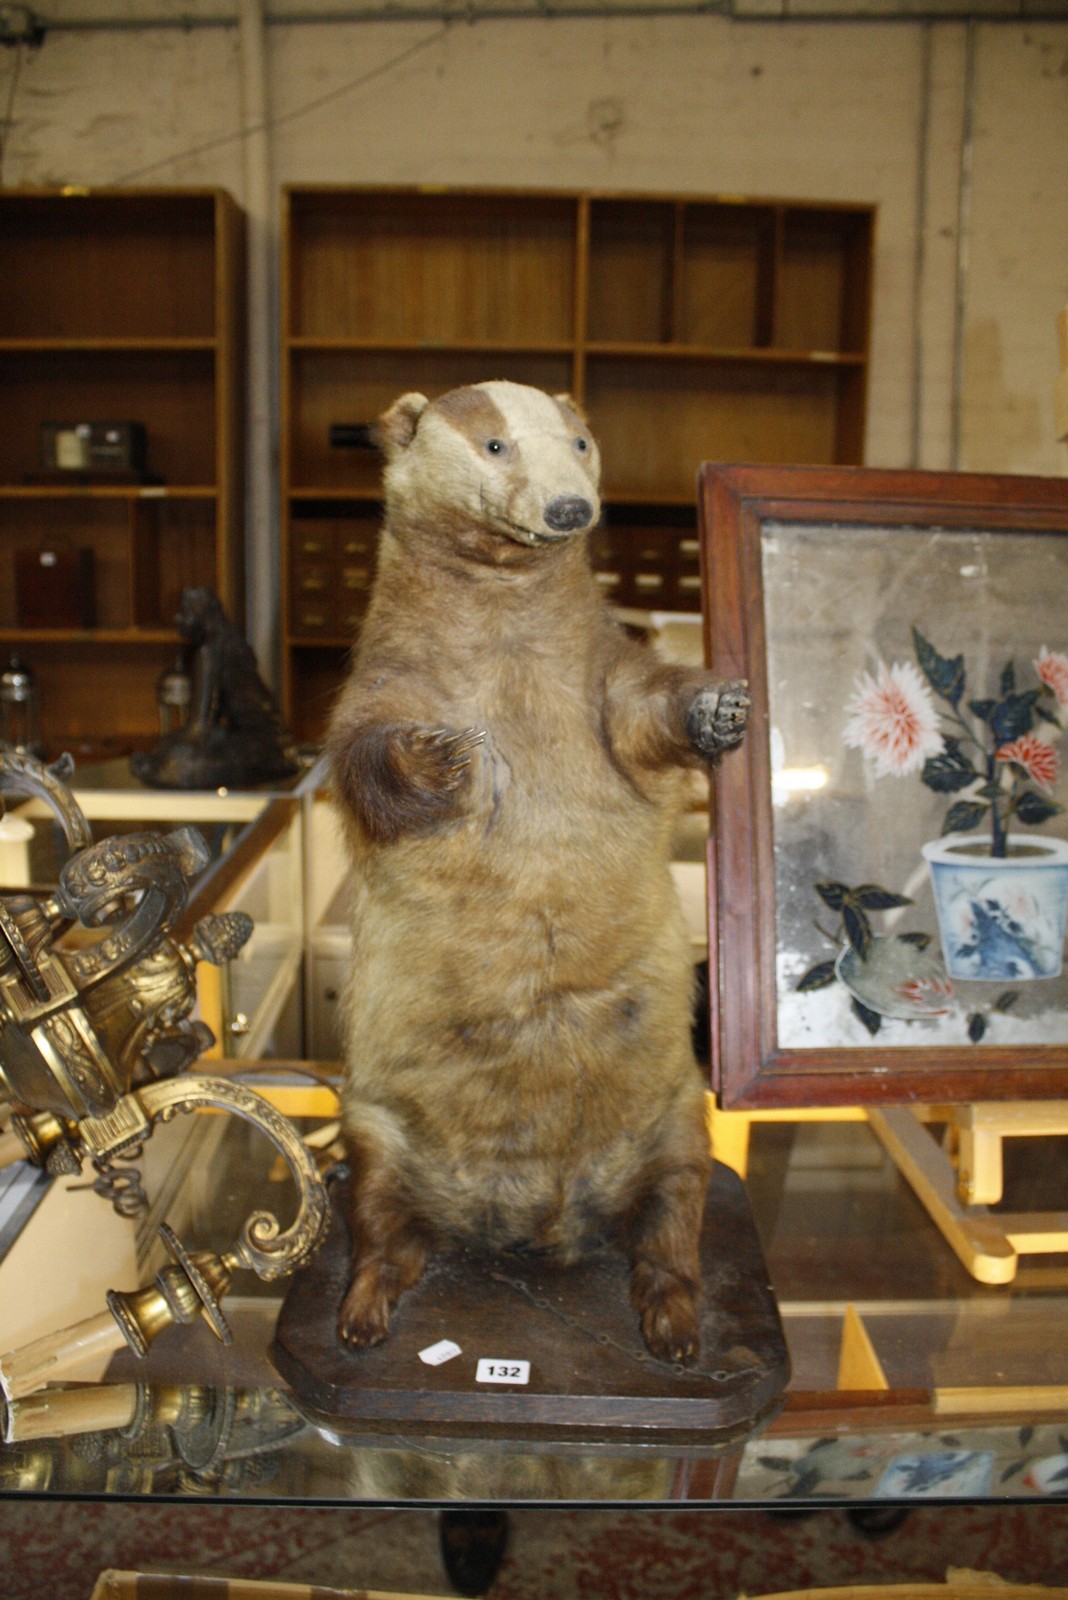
[
  {"xmin": 281, "ymin": 185, "xmax": 873, "ymax": 744},
  {"xmin": 0, "ymin": 189, "xmax": 246, "ymax": 758}
]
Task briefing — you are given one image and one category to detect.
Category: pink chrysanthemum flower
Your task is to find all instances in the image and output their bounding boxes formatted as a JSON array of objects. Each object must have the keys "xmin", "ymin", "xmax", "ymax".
[
  {"xmin": 1035, "ymin": 646, "xmax": 1068, "ymax": 713},
  {"xmin": 843, "ymin": 660, "xmax": 945, "ymax": 778},
  {"xmin": 996, "ymin": 733, "xmax": 1059, "ymax": 794}
]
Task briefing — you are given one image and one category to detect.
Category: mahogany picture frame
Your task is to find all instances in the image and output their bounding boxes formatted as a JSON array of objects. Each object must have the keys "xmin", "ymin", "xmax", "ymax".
[{"xmin": 698, "ymin": 463, "xmax": 1068, "ymax": 1109}]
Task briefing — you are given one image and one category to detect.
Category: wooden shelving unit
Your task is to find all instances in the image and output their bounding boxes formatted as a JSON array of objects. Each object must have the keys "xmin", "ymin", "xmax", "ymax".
[
  {"xmin": 281, "ymin": 185, "xmax": 873, "ymax": 744},
  {"xmin": 0, "ymin": 189, "xmax": 246, "ymax": 758}
]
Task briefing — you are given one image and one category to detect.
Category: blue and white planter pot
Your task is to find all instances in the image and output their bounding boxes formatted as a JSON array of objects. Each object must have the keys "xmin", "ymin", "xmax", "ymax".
[{"xmin": 922, "ymin": 834, "xmax": 1068, "ymax": 982}]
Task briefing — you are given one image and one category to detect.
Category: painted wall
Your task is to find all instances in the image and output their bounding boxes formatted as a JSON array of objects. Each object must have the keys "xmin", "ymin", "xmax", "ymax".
[{"xmin": 3, "ymin": 13, "xmax": 1066, "ymax": 654}]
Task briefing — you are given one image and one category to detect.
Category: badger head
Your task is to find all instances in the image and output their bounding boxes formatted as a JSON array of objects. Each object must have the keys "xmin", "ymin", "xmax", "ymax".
[{"xmin": 376, "ymin": 380, "xmax": 601, "ymax": 565}]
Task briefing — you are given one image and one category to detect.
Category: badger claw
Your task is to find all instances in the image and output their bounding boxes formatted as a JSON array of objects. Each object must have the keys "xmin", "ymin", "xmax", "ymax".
[{"xmin": 430, "ymin": 726, "xmax": 487, "ymax": 768}]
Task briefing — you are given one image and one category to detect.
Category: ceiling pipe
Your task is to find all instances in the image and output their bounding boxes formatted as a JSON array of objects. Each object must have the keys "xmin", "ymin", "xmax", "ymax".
[
  {"xmin": 238, "ymin": 0, "xmax": 279, "ymax": 681},
  {"xmin": 28, "ymin": 1, "xmax": 1068, "ymax": 28}
]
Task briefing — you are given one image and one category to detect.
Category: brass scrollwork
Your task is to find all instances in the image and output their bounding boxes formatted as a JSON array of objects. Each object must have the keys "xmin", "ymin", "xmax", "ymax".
[
  {"xmin": 135, "ymin": 1077, "xmax": 327, "ymax": 1280},
  {"xmin": 0, "ymin": 748, "xmax": 329, "ymax": 1389}
]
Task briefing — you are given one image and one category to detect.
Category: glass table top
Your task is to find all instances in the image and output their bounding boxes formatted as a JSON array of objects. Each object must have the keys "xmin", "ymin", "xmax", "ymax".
[{"xmin": 1, "ymin": 1107, "xmax": 1065, "ymax": 1509}]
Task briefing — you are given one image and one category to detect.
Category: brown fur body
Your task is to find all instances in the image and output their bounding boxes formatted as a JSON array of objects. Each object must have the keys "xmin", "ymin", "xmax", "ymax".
[{"xmin": 327, "ymin": 382, "xmax": 748, "ymax": 1363}]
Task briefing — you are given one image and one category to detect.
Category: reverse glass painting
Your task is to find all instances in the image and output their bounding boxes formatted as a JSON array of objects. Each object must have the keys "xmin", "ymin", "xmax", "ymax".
[{"xmin": 764, "ymin": 519, "xmax": 1068, "ymax": 1053}]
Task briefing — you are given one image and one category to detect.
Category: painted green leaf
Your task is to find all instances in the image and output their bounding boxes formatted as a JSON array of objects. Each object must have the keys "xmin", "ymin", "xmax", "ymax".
[
  {"xmin": 991, "ymin": 689, "xmax": 1039, "ymax": 745},
  {"xmin": 995, "ymin": 990, "xmax": 1020, "ymax": 1013},
  {"xmin": 853, "ymin": 884, "xmax": 913, "ymax": 910},
  {"xmin": 1015, "ymin": 790, "xmax": 1064, "ymax": 826},
  {"xmin": 897, "ymin": 931, "xmax": 932, "ymax": 949},
  {"xmin": 942, "ymin": 799, "xmax": 989, "ymax": 834},
  {"xmin": 922, "ymin": 742, "xmax": 980, "ymax": 793},
  {"xmin": 815, "ymin": 880, "xmax": 850, "ymax": 912},
  {"xmin": 969, "ymin": 698, "xmax": 995, "ymax": 723},
  {"xmin": 851, "ymin": 996, "xmax": 882, "ymax": 1035},
  {"xmin": 797, "ymin": 960, "xmax": 838, "ymax": 993},
  {"xmin": 843, "ymin": 903, "xmax": 873, "ymax": 959},
  {"xmin": 968, "ymin": 1012, "xmax": 986, "ymax": 1043},
  {"xmin": 1000, "ymin": 659, "xmax": 1017, "ymax": 696},
  {"xmin": 913, "ymin": 626, "xmax": 965, "ymax": 707}
]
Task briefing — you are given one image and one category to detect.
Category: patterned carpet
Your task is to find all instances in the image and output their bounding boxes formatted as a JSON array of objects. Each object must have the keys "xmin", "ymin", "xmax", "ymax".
[{"xmin": 2, "ymin": 1501, "xmax": 1068, "ymax": 1598}]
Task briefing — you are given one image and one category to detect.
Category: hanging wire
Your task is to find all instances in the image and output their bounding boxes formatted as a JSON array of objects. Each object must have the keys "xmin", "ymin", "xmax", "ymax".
[{"xmin": 105, "ymin": 19, "xmax": 452, "ymax": 186}]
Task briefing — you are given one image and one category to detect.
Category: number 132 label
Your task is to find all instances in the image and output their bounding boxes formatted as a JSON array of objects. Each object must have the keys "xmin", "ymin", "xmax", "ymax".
[{"xmin": 475, "ymin": 1358, "xmax": 530, "ymax": 1385}]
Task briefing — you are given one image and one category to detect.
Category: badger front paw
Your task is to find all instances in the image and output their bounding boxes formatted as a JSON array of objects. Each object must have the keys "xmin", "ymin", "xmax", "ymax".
[
  {"xmin": 685, "ymin": 680, "xmax": 750, "ymax": 761},
  {"xmin": 338, "ymin": 722, "xmax": 486, "ymax": 843},
  {"xmin": 387, "ymin": 724, "xmax": 486, "ymax": 831},
  {"xmin": 404, "ymin": 725, "xmax": 486, "ymax": 793}
]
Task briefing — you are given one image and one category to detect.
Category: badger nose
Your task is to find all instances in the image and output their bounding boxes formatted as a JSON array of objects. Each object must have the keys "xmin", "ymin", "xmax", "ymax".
[{"xmin": 544, "ymin": 495, "xmax": 594, "ymax": 533}]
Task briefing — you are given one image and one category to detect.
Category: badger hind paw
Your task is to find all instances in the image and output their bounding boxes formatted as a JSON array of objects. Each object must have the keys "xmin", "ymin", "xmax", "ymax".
[
  {"xmin": 338, "ymin": 1273, "xmax": 396, "ymax": 1349},
  {"xmin": 636, "ymin": 1279, "xmax": 702, "ymax": 1366}
]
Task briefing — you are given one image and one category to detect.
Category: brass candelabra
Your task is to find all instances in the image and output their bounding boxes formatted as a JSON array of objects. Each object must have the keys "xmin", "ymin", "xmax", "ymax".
[{"xmin": 0, "ymin": 748, "xmax": 328, "ymax": 1398}]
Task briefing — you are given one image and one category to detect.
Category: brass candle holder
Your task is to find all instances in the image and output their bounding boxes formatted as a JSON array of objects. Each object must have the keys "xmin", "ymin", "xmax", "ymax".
[
  {"xmin": 2, "ymin": 1379, "xmax": 305, "ymax": 1496},
  {"xmin": 0, "ymin": 748, "xmax": 328, "ymax": 1398}
]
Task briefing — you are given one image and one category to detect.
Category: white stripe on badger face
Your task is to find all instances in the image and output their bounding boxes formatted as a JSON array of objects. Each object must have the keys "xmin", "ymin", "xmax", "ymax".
[{"xmin": 426, "ymin": 380, "xmax": 602, "ymax": 548}]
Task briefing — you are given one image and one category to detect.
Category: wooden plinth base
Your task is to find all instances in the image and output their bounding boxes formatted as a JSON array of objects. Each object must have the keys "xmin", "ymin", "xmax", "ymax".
[{"xmin": 272, "ymin": 1160, "xmax": 790, "ymax": 1442}]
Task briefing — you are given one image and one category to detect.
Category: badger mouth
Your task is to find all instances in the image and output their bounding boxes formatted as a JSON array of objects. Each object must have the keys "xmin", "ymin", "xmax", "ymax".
[
  {"xmin": 476, "ymin": 483, "xmax": 591, "ymax": 547},
  {"xmin": 479, "ymin": 493, "xmax": 575, "ymax": 548},
  {"xmin": 503, "ymin": 522, "xmax": 574, "ymax": 548}
]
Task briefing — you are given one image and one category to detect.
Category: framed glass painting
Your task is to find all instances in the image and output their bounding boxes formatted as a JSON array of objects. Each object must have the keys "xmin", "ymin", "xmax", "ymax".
[{"xmin": 699, "ymin": 464, "xmax": 1068, "ymax": 1108}]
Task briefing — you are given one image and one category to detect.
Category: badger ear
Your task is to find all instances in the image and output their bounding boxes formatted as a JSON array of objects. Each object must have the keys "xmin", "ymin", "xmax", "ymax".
[
  {"xmin": 375, "ymin": 392, "xmax": 429, "ymax": 457},
  {"xmin": 553, "ymin": 392, "xmax": 589, "ymax": 426}
]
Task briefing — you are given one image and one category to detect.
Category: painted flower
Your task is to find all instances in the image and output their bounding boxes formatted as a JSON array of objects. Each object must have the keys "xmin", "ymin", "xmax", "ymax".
[
  {"xmin": 996, "ymin": 733, "xmax": 1059, "ymax": 794},
  {"xmin": 1035, "ymin": 646, "xmax": 1068, "ymax": 713},
  {"xmin": 898, "ymin": 972, "xmax": 954, "ymax": 1015},
  {"xmin": 843, "ymin": 660, "xmax": 945, "ymax": 778}
]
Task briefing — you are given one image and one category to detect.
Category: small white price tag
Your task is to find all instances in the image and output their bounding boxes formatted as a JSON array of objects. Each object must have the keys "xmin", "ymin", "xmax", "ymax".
[
  {"xmin": 475, "ymin": 1358, "xmax": 530, "ymax": 1385},
  {"xmin": 419, "ymin": 1339, "xmax": 462, "ymax": 1367}
]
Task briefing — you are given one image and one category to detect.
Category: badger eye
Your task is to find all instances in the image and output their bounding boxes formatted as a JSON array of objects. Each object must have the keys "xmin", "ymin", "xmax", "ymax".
[
  {"xmin": 574, "ymin": 436, "xmax": 589, "ymax": 454},
  {"xmin": 485, "ymin": 438, "xmax": 506, "ymax": 456}
]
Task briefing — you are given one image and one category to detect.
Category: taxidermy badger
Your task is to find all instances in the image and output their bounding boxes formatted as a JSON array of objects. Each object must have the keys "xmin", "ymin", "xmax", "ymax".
[{"xmin": 327, "ymin": 380, "xmax": 749, "ymax": 1364}]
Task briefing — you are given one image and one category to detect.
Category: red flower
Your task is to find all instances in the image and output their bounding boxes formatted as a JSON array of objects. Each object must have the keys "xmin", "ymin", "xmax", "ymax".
[
  {"xmin": 996, "ymin": 733, "xmax": 1059, "ymax": 794},
  {"xmin": 898, "ymin": 974, "xmax": 953, "ymax": 1015},
  {"xmin": 1035, "ymin": 646, "xmax": 1068, "ymax": 712}
]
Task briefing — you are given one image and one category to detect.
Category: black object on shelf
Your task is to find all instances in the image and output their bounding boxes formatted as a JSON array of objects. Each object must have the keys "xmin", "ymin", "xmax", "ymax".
[{"xmin": 328, "ymin": 423, "xmax": 378, "ymax": 450}]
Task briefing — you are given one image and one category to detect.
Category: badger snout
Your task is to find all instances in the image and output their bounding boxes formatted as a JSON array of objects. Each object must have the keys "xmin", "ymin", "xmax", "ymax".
[{"xmin": 544, "ymin": 494, "xmax": 595, "ymax": 534}]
